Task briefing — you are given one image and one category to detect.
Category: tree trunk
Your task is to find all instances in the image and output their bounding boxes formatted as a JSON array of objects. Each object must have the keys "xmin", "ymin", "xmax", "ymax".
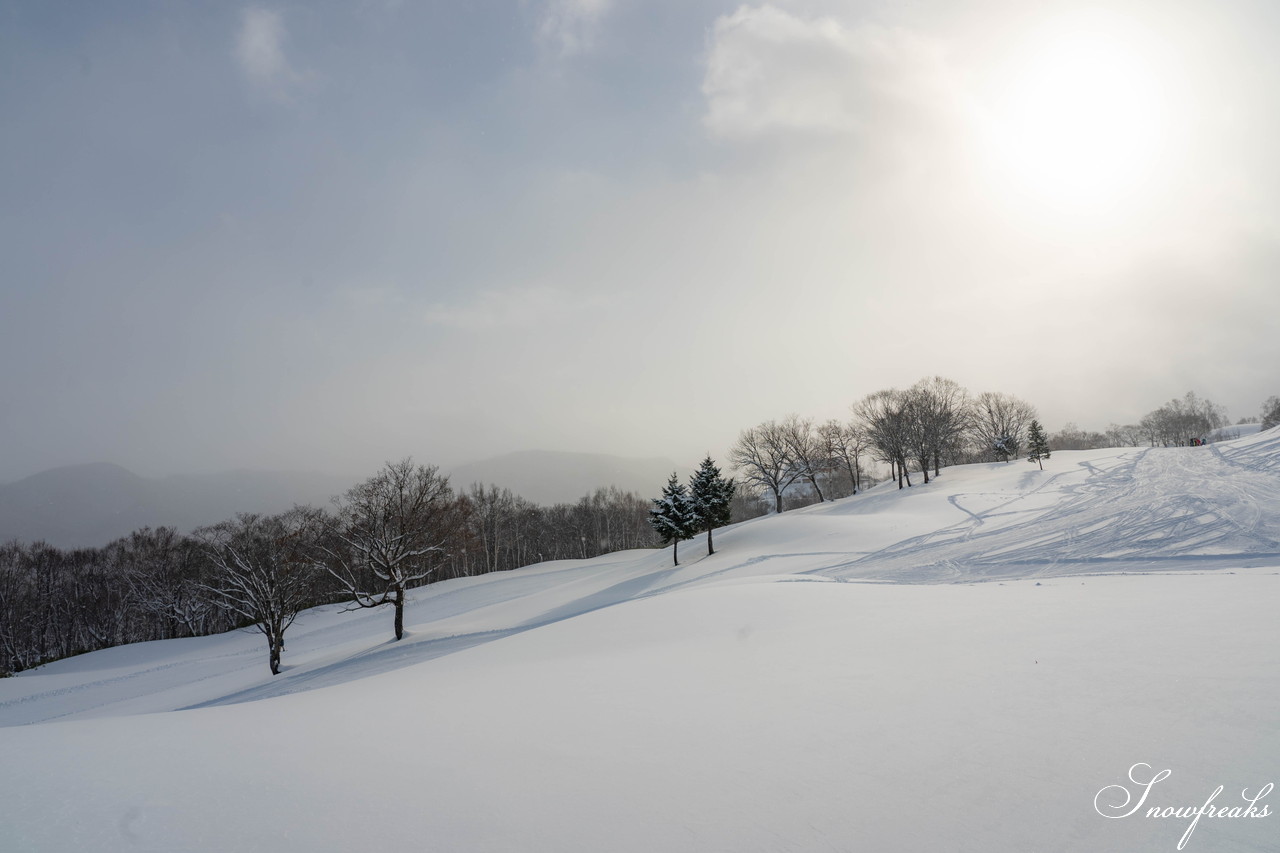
[
  {"xmin": 707, "ymin": 525, "xmax": 714, "ymax": 557},
  {"xmin": 672, "ymin": 539, "xmax": 679, "ymax": 567},
  {"xmin": 844, "ymin": 459, "xmax": 858, "ymax": 495},
  {"xmin": 773, "ymin": 489, "xmax": 784, "ymax": 514},
  {"xmin": 393, "ymin": 588, "xmax": 405, "ymax": 641},
  {"xmin": 269, "ymin": 632, "xmax": 281, "ymax": 675},
  {"xmin": 807, "ymin": 474, "xmax": 825, "ymax": 502}
]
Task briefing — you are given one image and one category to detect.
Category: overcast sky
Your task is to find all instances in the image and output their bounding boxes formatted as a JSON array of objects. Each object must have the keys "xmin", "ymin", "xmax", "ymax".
[{"xmin": 3, "ymin": 0, "xmax": 1279, "ymax": 481}]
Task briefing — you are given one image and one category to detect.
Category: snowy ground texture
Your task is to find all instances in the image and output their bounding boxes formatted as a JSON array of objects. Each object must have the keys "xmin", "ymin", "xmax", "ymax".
[{"xmin": 3, "ymin": 432, "xmax": 1279, "ymax": 852}]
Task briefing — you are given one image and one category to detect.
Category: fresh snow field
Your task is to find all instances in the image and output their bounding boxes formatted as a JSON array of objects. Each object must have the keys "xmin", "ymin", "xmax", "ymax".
[{"xmin": 3, "ymin": 432, "xmax": 1279, "ymax": 852}]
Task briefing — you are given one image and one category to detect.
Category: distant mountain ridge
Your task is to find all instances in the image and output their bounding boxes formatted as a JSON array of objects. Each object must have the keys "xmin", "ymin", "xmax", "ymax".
[
  {"xmin": 0, "ymin": 464, "xmax": 353, "ymax": 549},
  {"xmin": 0, "ymin": 451, "xmax": 689, "ymax": 547}
]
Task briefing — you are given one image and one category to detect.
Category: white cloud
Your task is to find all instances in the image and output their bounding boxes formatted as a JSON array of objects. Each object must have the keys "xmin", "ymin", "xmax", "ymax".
[
  {"xmin": 702, "ymin": 5, "xmax": 963, "ymax": 142},
  {"xmin": 537, "ymin": 0, "xmax": 612, "ymax": 57},
  {"xmin": 235, "ymin": 7, "xmax": 303, "ymax": 99}
]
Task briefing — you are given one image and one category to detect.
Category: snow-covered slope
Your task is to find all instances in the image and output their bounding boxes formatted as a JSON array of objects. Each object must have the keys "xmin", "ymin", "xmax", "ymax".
[
  {"xmin": 2, "ymin": 433, "xmax": 1278, "ymax": 852},
  {"xmin": 1208, "ymin": 422, "xmax": 1264, "ymax": 443}
]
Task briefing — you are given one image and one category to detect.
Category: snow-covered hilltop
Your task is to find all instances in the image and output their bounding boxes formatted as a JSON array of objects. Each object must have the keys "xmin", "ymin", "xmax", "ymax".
[{"xmin": 2, "ymin": 432, "xmax": 1278, "ymax": 852}]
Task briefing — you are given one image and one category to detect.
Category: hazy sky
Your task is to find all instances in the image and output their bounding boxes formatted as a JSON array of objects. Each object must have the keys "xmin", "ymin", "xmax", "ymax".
[{"xmin": 4, "ymin": 0, "xmax": 1279, "ymax": 481}]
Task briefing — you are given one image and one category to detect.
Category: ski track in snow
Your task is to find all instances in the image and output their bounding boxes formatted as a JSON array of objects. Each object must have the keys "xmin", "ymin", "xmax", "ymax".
[{"xmin": 809, "ymin": 441, "xmax": 1280, "ymax": 581}]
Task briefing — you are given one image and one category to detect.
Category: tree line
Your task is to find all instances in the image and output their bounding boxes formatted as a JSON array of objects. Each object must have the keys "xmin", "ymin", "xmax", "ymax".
[
  {"xmin": 0, "ymin": 461, "xmax": 658, "ymax": 676},
  {"xmin": 1048, "ymin": 392, "xmax": 1279, "ymax": 451},
  {"xmin": 728, "ymin": 377, "xmax": 1041, "ymax": 514},
  {"xmin": 726, "ymin": 382, "xmax": 1280, "ymax": 516}
]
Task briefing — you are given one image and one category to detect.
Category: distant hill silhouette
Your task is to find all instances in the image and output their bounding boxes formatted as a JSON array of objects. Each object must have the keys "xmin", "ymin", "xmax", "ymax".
[
  {"xmin": 0, "ymin": 451, "xmax": 692, "ymax": 547},
  {"xmin": 0, "ymin": 464, "xmax": 353, "ymax": 548}
]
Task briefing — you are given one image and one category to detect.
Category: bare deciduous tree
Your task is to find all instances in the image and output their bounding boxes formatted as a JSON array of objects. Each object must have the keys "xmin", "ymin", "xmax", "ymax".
[
  {"xmin": 1049, "ymin": 422, "xmax": 1110, "ymax": 451},
  {"xmin": 464, "ymin": 483, "xmax": 521, "ymax": 576},
  {"xmin": 325, "ymin": 459, "xmax": 464, "ymax": 641},
  {"xmin": 117, "ymin": 527, "xmax": 220, "ymax": 640},
  {"xmin": 907, "ymin": 376, "xmax": 972, "ymax": 480},
  {"xmin": 779, "ymin": 414, "xmax": 827, "ymax": 502},
  {"xmin": 1139, "ymin": 392, "xmax": 1228, "ymax": 446},
  {"xmin": 972, "ymin": 391, "xmax": 1037, "ymax": 463},
  {"xmin": 729, "ymin": 421, "xmax": 802, "ymax": 514},
  {"xmin": 855, "ymin": 389, "xmax": 914, "ymax": 489},
  {"xmin": 197, "ymin": 508, "xmax": 323, "ymax": 675},
  {"xmin": 1105, "ymin": 423, "xmax": 1144, "ymax": 448},
  {"xmin": 818, "ymin": 420, "xmax": 867, "ymax": 497},
  {"xmin": 0, "ymin": 543, "xmax": 34, "ymax": 674}
]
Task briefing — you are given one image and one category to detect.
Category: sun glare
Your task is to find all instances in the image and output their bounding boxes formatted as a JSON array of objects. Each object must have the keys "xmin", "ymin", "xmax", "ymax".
[{"xmin": 983, "ymin": 15, "xmax": 1172, "ymax": 211}]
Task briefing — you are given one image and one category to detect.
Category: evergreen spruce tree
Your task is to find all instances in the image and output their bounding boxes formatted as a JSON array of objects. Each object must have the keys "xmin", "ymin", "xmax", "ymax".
[
  {"xmin": 1027, "ymin": 420, "xmax": 1051, "ymax": 470},
  {"xmin": 648, "ymin": 472, "xmax": 696, "ymax": 566},
  {"xmin": 688, "ymin": 456, "xmax": 736, "ymax": 557}
]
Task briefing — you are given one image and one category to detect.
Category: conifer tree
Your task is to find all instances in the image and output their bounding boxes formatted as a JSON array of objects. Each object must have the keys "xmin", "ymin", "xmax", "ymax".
[
  {"xmin": 689, "ymin": 456, "xmax": 735, "ymax": 556},
  {"xmin": 1026, "ymin": 420, "xmax": 1051, "ymax": 470},
  {"xmin": 648, "ymin": 472, "xmax": 696, "ymax": 566}
]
